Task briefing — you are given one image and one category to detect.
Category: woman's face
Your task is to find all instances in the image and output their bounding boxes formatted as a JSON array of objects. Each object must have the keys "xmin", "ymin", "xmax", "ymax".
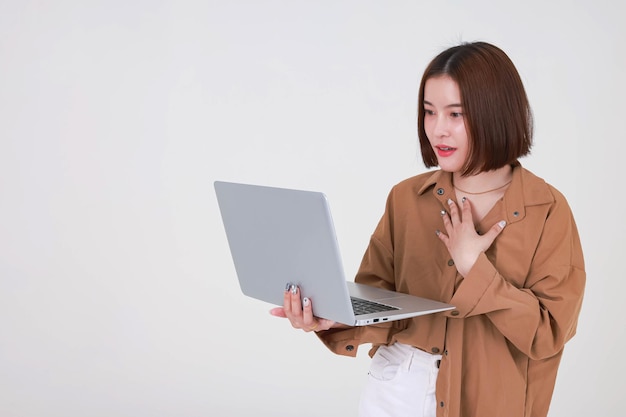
[{"xmin": 423, "ymin": 75, "xmax": 469, "ymax": 173}]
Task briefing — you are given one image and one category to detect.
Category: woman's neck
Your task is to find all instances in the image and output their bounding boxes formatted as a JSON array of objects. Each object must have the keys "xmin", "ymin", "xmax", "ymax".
[{"xmin": 452, "ymin": 165, "xmax": 513, "ymax": 195}]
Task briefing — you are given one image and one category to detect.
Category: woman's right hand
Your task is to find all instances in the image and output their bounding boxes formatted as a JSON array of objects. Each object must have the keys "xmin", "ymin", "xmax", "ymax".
[{"xmin": 269, "ymin": 283, "xmax": 341, "ymax": 332}]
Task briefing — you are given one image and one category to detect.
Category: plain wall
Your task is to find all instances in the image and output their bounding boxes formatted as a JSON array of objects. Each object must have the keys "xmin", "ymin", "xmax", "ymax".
[{"xmin": 1, "ymin": 1, "xmax": 624, "ymax": 416}]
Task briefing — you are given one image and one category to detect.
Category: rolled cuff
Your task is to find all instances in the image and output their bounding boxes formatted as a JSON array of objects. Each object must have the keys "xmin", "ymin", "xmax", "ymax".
[{"xmin": 316, "ymin": 322, "xmax": 400, "ymax": 357}]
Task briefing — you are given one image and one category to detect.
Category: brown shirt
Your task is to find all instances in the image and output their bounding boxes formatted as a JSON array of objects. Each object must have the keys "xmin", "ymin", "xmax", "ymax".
[{"xmin": 317, "ymin": 163, "xmax": 585, "ymax": 417}]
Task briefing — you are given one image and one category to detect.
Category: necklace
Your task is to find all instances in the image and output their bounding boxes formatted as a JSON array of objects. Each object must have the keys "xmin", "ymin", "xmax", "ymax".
[{"xmin": 453, "ymin": 179, "xmax": 512, "ymax": 195}]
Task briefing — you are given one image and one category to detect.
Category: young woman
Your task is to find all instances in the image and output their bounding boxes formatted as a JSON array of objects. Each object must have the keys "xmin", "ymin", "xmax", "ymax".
[{"xmin": 271, "ymin": 41, "xmax": 585, "ymax": 417}]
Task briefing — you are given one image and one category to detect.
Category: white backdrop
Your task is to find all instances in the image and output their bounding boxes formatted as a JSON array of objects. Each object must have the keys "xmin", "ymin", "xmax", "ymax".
[{"xmin": 1, "ymin": 1, "xmax": 624, "ymax": 416}]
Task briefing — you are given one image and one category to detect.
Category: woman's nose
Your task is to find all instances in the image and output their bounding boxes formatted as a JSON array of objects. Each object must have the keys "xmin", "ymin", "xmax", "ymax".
[{"xmin": 433, "ymin": 115, "xmax": 449, "ymax": 137}]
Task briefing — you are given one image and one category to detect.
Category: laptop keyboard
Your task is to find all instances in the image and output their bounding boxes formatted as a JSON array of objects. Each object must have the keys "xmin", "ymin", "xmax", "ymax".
[{"xmin": 351, "ymin": 297, "xmax": 399, "ymax": 315}]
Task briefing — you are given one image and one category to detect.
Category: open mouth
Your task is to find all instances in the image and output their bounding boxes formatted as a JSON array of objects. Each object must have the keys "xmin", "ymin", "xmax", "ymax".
[{"xmin": 435, "ymin": 145, "xmax": 456, "ymax": 157}]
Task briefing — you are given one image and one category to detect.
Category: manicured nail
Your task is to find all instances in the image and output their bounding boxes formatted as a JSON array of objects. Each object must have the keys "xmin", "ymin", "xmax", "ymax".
[
  {"xmin": 285, "ymin": 282, "xmax": 292, "ymax": 292},
  {"xmin": 462, "ymin": 197, "xmax": 467, "ymax": 203},
  {"xmin": 436, "ymin": 229, "xmax": 441, "ymax": 236},
  {"xmin": 303, "ymin": 297, "xmax": 310, "ymax": 307},
  {"xmin": 498, "ymin": 220, "xmax": 507, "ymax": 228},
  {"xmin": 447, "ymin": 198, "xmax": 453, "ymax": 205},
  {"xmin": 290, "ymin": 284, "xmax": 298, "ymax": 294},
  {"xmin": 440, "ymin": 210, "xmax": 446, "ymax": 216}
]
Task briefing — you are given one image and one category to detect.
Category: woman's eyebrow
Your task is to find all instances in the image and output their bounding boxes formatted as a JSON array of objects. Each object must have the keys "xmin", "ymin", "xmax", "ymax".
[{"xmin": 423, "ymin": 100, "xmax": 462, "ymax": 108}]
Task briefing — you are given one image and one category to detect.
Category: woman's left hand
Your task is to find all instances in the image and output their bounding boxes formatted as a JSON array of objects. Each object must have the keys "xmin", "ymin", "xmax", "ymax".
[
  {"xmin": 437, "ymin": 198, "xmax": 506, "ymax": 277},
  {"xmin": 269, "ymin": 284, "xmax": 338, "ymax": 332}
]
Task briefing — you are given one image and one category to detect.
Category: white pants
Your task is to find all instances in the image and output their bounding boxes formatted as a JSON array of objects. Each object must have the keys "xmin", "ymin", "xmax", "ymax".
[{"xmin": 358, "ymin": 343, "xmax": 441, "ymax": 417}]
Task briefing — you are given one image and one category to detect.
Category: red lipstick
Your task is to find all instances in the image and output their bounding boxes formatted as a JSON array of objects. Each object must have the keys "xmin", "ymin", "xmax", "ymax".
[{"xmin": 436, "ymin": 145, "xmax": 456, "ymax": 157}]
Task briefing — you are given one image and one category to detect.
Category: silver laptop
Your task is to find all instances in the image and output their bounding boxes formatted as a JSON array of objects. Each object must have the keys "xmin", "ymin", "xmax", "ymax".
[{"xmin": 214, "ymin": 181, "xmax": 454, "ymax": 326}]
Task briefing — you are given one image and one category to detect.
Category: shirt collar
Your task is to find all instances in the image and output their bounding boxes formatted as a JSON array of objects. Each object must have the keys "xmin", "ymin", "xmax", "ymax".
[{"xmin": 416, "ymin": 162, "xmax": 553, "ymax": 225}]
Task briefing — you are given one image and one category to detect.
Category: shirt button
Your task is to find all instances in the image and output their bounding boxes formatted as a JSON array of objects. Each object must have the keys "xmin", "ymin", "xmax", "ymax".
[
  {"xmin": 447, "ymin": 259, "xmax": 454, "ymax": 266},
  {"xmin": 440, "ymin": 401, "xmax": 445, "ymax": 407},
  {"xmin": 431, "ymin": 347, "xmax": 440, "ymax": 354},
  {"xmin": 436, "ymin": 188, "xmax": 445, "ymax": 195},
  {"xmin": 345, "ymin": 345, "xmax": 354, "ymax": 352},
  {"xmin": 451, "ymin": 310, "xmax": 460, "ymax": 316},
  {"xmin": 513, "ymin": 211, "xmax": 520, "ymax": 217}
]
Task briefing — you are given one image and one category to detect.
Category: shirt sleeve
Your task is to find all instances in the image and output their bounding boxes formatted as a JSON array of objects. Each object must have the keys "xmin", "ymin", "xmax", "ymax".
[{"xmin": 315, "ymin": 321, "xmax": 399, "ymax": 357}]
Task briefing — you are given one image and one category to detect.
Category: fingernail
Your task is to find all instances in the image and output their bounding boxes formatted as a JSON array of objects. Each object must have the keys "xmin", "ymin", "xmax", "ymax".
[
  {"xmin": 436, "ymin": 229, "xmax": 441, "ymax": 236},
  {"xmin": 290, "ymin": 284, "xmax": 298, "ymax": 294},
  {"xmin": 303, "ymin": 297, "xmax": 310, "ymax": 306},
  {"xmin": 285, "ymin": 282, "xmax": 292, "ymax": 292},
  {"xmin": 498, "ymin": 220, "xmax": 507, "ymax": 228},
  {"xmin": 462, "ymin": 197, "xmax": 467, "ymax": 203},
  {"xmin": 440, "ymin": 209, "xmax": 446, "ymax": 216},
  {"xmin": 447, "ymin": 198, "xmax": 453, "ymax": 205}
]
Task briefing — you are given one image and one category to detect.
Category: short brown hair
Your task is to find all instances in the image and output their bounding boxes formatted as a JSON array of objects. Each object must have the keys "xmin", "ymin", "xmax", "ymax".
[{"xmin": 417, "ymin": 42, "xmax": 533, "ymax": 175}]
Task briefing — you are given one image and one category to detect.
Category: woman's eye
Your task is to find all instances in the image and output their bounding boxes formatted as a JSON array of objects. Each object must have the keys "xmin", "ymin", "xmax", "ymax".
[
  {"xmin": 451, "ymin": 112, "xmax": 463, "ymax": 118},
  {"xmin": 424, "ymin": 109, "xmax": 435, "ymax": 116}
]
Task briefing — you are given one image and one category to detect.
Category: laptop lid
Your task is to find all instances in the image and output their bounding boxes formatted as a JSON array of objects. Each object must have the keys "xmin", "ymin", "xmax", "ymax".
[{"xmin": 214, "ymin": 181, "xmax": 454, "ymax": 326}]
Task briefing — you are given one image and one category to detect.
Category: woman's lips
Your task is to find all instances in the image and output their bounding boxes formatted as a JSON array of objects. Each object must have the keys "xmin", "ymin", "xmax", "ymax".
[{"xmin": 436, "ymin": 145, "xmax": 456, "ymax": 157}]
